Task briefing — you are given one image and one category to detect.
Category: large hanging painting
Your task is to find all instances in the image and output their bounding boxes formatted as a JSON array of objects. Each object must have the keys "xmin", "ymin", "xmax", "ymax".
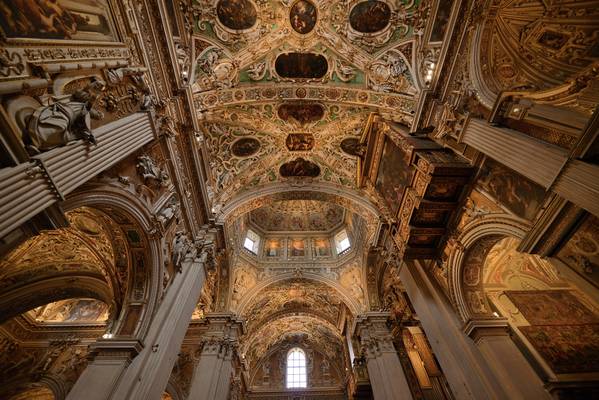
[
  {"xmin": 556, "ymin": 214, "xmax": 599, "ymax": 290},
  {"xmin": 520, "ymin": 324, "xmax": 599, "ymax": 374},
  {"xmin": 375, "ymin": 137, "xmax": 413, "ymax": 215},
  {"xmin": 278, "ymin": 103, "xmax": 324, "ymax": 125},
  {"xmin": 232, "ymin": 137, "xmax": 261, "ymax": 157},
  {"xmin": 290, "ymin": 0, "xmax": 317, "ymax": 34},
  {"xmin": 349, "ymin": 1, "xmax": 391, "ymax": 33},
  {"xmin": 286, "ymin": 133, "xmax": 315, "ymax": 151},
  {"xmin": 280, "ymin": 157, "xmax": 321, "ymax": 177},
  {"xmin": 216, "ymin": 0, "xmax": 258, "ymax": 30},
  {"xmin": 275, "ymin": 53, "xmax": 328, "ymax": 79},
  {"xmin": 477, "ymin": 158, "xmax": 546, "ymax": 220},
  {"xmin": 0, "ymin": 0, "xmax": 117, "ymax": 41}
]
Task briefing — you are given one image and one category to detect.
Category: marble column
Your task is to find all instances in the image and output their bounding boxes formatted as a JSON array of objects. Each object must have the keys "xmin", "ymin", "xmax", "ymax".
[
  {"xmin": 186, "ymin": 313, "xmax": 244, "ymax": 400},
  {"xmin": 464, "ymin": 319, "xmax": 551, "ymax": 400},
  {"xmin": 354, "ymin": 312, "xmax": 413, "ymax": 400},
  {"xmin": 67, "ymin": 241, "xmax": 211, "ymax": 400}
]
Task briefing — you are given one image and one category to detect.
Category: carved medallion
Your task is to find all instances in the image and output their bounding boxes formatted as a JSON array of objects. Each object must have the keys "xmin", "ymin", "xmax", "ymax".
[
  {"xmin": 216, "ymin": 0, "xmax": 258, "ymax": 30},
  {"xmin": 280, "ymin": 157, "xmax": 320, "ymax": 177},
  {"xmin": 290, "ymin": 0, "xmax": 317, "ymax": 34},
  {"xmin": 232, "ymin": 137, "xmax": 261, "ymax": 157},
  {"xmin": 349, "ymin": 1, "xmax": 391, "ymax": 33},
  {"xmin": 275, "ymin": 53, "xmax": 328, "ymax": 79},
  {"xmin": 278, "ymin": 103, "xmax": 324, "ymax": 125},
  {"xmin": 286, "ymin": 133, "xmax": 315, "ymax": 151}
]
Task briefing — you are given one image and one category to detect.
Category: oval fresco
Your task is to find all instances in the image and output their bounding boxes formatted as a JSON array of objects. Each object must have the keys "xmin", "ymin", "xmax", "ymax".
[
  {"xmin": 349, "ymin": 1, "xmax": 391, "ymax": 33},
  {"xmin": 340, "ymin": 137, "xmax": 364, "ymax": 157},
  {"xmin": 217, "ymin": 0, "xmax": 258, "ymax": 30},
  {"xmin": 280, "ymin": 158, "xmax": 321, "ymax": 177},
  {"xmin": 290, "ymin": 0, "xmax": 317, "ymax": 34},
  {"xmin": 278, "ymin": 103, "xmax": 325, "ymax": 125},
  {"xmin": 275, "ymin": 53, "xmax": 328, "ymax": 79},
  {"xmin": 232, "ymin": 137, "xmax": 261, "ymax": 157}
]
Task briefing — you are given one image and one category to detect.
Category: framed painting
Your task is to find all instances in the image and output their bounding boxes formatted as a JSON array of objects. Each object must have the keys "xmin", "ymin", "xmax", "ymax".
[
  {"xmin": 288, "ymin": 238, "xmax": 306, "ymax": 258},
  {"xmin": 312, "ymin": 238, "xmax": 332, "ymax": 258},
  {"xmin": 374, "ymin": 136, "xmax": 414, "ymax": 215},
  {"xmin": 0, "ymin": 0, "xmax": 119, "ymax": 42}
]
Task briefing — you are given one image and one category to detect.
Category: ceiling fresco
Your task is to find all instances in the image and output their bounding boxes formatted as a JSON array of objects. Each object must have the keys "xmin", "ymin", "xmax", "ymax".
[
  {"xmin": 241, "ymin": 314, "xmax": 345, "ymax": 370},
  {"xmin": 193, "ymin": 0, "xmax": 425, "ymax": 208},
  {"xmin": 249, "ymin": 200, "xmax": 345, "ymax": 232},
  {"xmin": 239, "ymin": 279, "xmax": 347, "ymax": 334}
]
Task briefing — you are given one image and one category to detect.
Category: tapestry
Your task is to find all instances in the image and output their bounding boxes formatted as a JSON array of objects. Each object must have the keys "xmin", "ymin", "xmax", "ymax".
[
  {"xmin": 506, "ymin": 290, "xmax": 598, "ymax": 326},
  {"xmin": 520, "ymin": 324, "xmax": 599, "ymax": 374}
]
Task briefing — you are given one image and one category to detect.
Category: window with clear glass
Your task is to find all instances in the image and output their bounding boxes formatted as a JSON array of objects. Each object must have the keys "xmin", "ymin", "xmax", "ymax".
[
  {"xmin": 286, "ymin": 348, "xmax": 307, "ymax": 388},
  {"xmin": 335, "ymin": 229, "xmax": 351, "ymax": 254},
  {"xmin": 243, "ymin": 229, "xmax": 260, "ymax": 254}
]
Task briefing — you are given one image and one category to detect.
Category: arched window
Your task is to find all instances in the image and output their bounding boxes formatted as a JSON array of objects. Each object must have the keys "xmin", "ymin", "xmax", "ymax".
[{"xmin": 286, "ymin": 348, "xmax": 307, "ymax": 388}]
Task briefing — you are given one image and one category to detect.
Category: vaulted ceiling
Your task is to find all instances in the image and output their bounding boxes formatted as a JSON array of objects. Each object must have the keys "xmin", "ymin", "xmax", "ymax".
[
  {"xmin": 190, "ymin": 0, "xmax": 429, "ymax": 384},
  {"xmin": 193, "ymin": 0, "xmax": 425, "ymax": 207}
]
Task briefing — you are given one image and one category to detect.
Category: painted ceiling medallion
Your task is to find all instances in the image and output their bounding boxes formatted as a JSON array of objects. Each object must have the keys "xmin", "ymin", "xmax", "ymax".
[
  {"xmin": 340, "ymin": 137, "xmax": 365, "ymax": 157},
  {"xmin": 216, "ymin": 0, "xmax": 258, "ymax": 30},
  {"xmin": 231, "ymin": 137, "xmax": 261, "ymax": 157},
  {"xmin": 349, "ymin": 1, "xmax": 392, "ymax": 33},
  {"xmin": 275, "ymin": 53, "xmax": 328, "ymax": 79},
  {"xmin": 280, "ymin": 157, "xmax": 321, "ymax": 177},
  {"xmin": 290, "ymin": 0, "xmax": 317, "ymax": 34},
  {"xmin": 286, "ymin": 133, "xmax": 315, "ymax": 151},
  {"xmin": 278, "ymin": 103, "xmax": 324, "ymax": 125}
]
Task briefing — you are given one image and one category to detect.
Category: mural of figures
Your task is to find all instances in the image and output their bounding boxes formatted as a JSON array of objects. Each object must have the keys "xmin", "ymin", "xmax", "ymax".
[
  {"xmin": 0, "ymin": 0, "xmax": 116, "ymax": 41},
  {"xmin": 216, "ymin": 0, "xmax": 257, "ymax": 30},
  {"xmin": 275, "ymin": 53, "xmax": 328, "ymax": 79},
  {"xmin": 289, "ymin": 0, "xmax": 317, "ymax": 34},
  {"xmin": 312, "ymin": 238, "xmax": 332, "ymax": 257},
  {"xmin": 32, "ymin": 299, "xmax": 110, "ymax": 323},
  {"xmin": 278, "ymin": 103, "xmax": 324, "ymax": 125},
  {"xmin": 264, "ymin": 238, "xmax": 283, "ymax": 257},
  {"xmin": 477, "ymin": 159, "xmax": 546, "ymax": 220},
  {"xmin": 232, "ymin": 137, "xmax": 261, "ymax": 157},
  {"xmin": 286, "ymin": 133, "xmax": 315, "ymax": 151},
  {"xmin": 375, "ymin": 137, "xmax": 413, "ymax": 214},
  {"xmin": 349, "ymin": 1, "xmax": 391, "ymax": 33},
  {"xmin": 280, "ymin": 157, "xmax": 321, "ymax": 177},
  {"xmin": 289, "ymin": 239, "xmax": 306, "ymax": 257},
  {"xmin": 340, "ymin": 137, "xmax": 365, "ymax": 157}
]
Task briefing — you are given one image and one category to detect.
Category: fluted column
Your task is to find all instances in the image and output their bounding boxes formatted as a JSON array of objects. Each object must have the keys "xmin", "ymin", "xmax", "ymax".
[
  {"xmin": 67, "ymin": 240, "xmax": 210, "ymax": 400},
  {"xmin": 354, "ymin": 312, "xmax": 413, "ymax": 400},
  {"xmin": 187, "ymin": 313, "xmax": 244, "ymax": 400},
  {"xmin": 464, "ymin": 320, "xmax": 551, "ymax": 400}
]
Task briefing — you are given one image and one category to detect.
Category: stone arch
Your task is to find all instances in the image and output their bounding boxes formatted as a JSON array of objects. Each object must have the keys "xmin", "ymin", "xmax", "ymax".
[
  {"xmin": 235, "ymin": 272, "xmax": 363, "ymax": 318},
  {"xmin": 63, "ymin": 182, "xmax": 164, "ymax": 340},
  {"xmin": 218, "ymin": 183, "xmax": 383, "ymax": 225},
  {"xmin": 446, "ymin": 213, "xmax": 530, "ymax": 322},
  {"xmin": 0, "ymin": 216, "xmax": 119, "ymax": 324}
]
